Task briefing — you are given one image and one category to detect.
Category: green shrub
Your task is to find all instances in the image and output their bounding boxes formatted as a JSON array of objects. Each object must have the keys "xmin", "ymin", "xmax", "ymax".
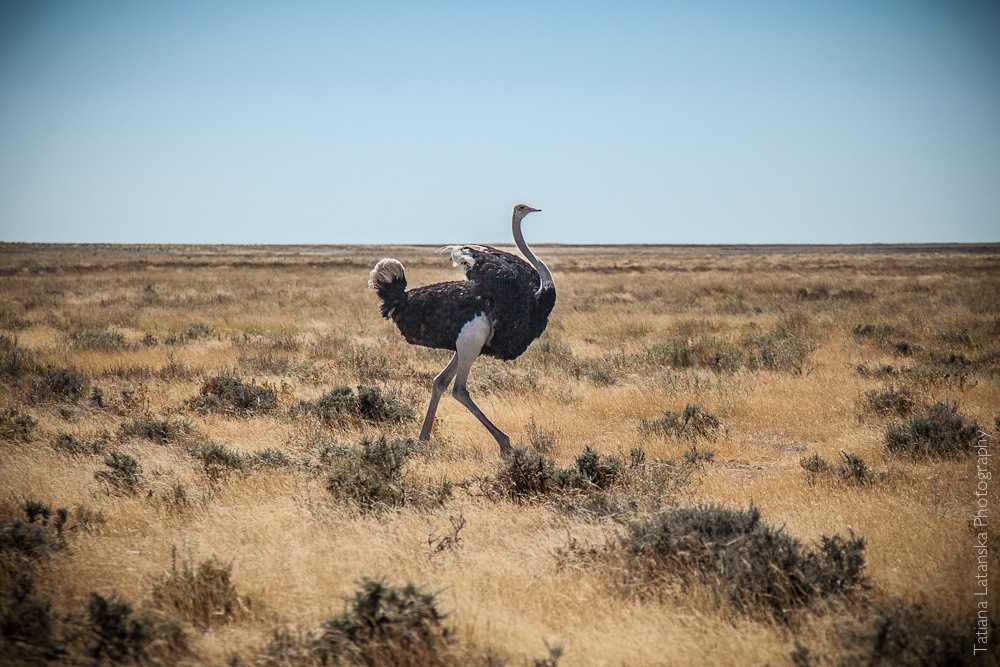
[
  {"xmin": 197, "ymin": 442, "xmax": 246, "ymax": 479},
  {"xmin": 84, "ymin": 592, "xmax": 153, "ymax": 663},
  {"xmin": 292, "ymin": 385, "xmax": 415, "ymax": 427},
  {"xmin": 800, "ymin": 452, "xmax": 889, "ymax": 487},
  {"xmin": 604, "ymin": 505, "xmax": 867, "ymax": 621},
  {"xmin": 119, "ymin": 416, "xmax": 193, "ymax": 445},
  {"xmin": 53, "ymin": 432, "xmax": 106, "ymax": 456},
  {"xmin": 489, "ymin": 447, "xmax": 558, "ymax": 500},
  {"xmin": 884, "ymin": 401, "xmax": 981, "ymax": 457},
  {"xmin": 70, "ymin": 325, "xmax": 128, "ymax": 351},
  {"xmin": 94, "ymin": 451, "xmax": 143, "ymax": 495},
  {"xmin": 0, "ymin": 408, "xmax": 36, "ymax": 442},
  {"xmin": 641, "ymin": 404, "xmax": 723, "ymax": 441},
  {"xmin": 165, "ymin": 322, "xmax": 215, "ymax": 345},
  {"xmin": 324, "ymin": 436, "xmax": 447, "ymax": 512},
  {"xmin": 314, "ymin": 578, "xmax": 450, "ymax": 667},
  {"xmin": 794, "ymin": 600, "xmax": 971, "ymax": 666},
  {"xmin": 480, "ymin": 445, "xmax": 662, "ymax": 504},
  {"xmin": 252, "ymin": 448, "xmax": 294, "ymax": 469},
  {"xmin": 35, "ymin": 366, "xmax": 89, "ymax": 402},
  {"xmin": 186, "ymin": 373, "xmax": 278, "ymax": 416},
  {"xmin": 0, "ymin": 575, "xmax": 61, "ymax": 662}
]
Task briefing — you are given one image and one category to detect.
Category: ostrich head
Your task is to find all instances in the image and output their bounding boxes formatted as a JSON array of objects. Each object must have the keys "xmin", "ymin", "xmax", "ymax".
[{"xmin": 513, "ymin": 203, "xmax": 541, "ymax": 222}]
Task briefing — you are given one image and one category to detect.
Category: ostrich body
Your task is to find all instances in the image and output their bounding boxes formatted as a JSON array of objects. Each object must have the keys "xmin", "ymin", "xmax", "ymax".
[{"xmin": 368, "ymin": 204, "xmax": 555, "ymax": 456}]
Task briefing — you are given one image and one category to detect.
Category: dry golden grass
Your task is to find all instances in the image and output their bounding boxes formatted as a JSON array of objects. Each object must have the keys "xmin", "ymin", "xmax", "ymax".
[{"xmin": 1, "ymin": 242, "xmax": 998, "ymax": 665}]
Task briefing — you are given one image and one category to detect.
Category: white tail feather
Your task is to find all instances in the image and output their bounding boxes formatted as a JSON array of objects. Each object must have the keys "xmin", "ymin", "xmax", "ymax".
[{"xmin": 368, "ymin": 258, "xmax": 405, "ymax": 290}]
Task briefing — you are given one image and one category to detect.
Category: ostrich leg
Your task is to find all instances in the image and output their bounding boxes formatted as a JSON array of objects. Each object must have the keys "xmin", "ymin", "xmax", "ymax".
[
  {"xmin": 450, "ymin": 317, "xmax": 513, "ymax": 457},
  {"xmin": 418, "ymin": 353, "xmax": 460, "ymax": 442},
  {"xmin": 421, "ymin": 314, "xmax": 513, "ymax": 456}
]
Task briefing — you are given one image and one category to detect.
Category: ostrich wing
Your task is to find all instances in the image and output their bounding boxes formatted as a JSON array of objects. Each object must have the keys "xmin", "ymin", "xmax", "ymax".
[{"xmin": 443, "ymin": 245, "xmax": 540, "ymax": 294}]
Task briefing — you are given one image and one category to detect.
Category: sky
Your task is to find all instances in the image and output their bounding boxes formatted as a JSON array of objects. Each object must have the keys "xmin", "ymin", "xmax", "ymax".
[{"xmin": 1, "ymin": 1, "xmax": 998, "ymax": 245}]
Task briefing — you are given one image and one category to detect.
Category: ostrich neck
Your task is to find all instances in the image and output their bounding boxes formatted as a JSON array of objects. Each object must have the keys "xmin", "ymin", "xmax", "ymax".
[{"xmin": 513, "ymin": 216, "xmax": 554, "ymax": 290}]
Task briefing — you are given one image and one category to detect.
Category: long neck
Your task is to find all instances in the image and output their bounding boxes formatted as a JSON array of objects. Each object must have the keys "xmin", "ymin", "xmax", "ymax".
[{"xmin": 512, "ymin": 214, "xmax": 554, "ymax": 290}]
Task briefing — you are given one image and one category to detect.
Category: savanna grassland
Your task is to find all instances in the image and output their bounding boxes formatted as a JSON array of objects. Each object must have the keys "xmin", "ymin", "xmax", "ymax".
[{"xmin": 1, "ymin": 241, "xmax": 998, "ymax": 666}]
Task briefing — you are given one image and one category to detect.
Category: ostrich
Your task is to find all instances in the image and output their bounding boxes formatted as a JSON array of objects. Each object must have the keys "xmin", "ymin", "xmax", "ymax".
[{"xmin": 368, "ymin": 203, "xmax": 555, "ymax": 457}]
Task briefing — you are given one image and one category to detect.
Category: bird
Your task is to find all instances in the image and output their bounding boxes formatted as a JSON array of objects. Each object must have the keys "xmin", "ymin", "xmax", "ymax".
[{"xmin": 368, "ymin": 203, "xmax": 556, "ymax": 457}]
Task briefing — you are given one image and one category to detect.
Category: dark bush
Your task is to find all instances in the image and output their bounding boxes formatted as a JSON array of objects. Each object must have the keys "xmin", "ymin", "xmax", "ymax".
[
  {"xmin": 293, "ymin": 385, "xmax": 415, "ymax": 427},
  {"xmin": 479, "ymin": 445, "xmax": 659, "ymax": 504},
  {"xmin": 0, "ymin": 408, "xmax": 36, "ymax": 442},
  {"xmin": 70, "ymin": 325, "xmax": 128, "ymax": 351},
  {"xmin": 165, "ymin": 322, "xmax": 215, "ymax": 345},
  {"xmin": 0, "ymin": 576, "xmax": 184, "ymax": 665},
  {"xmin": 53, "ymin": 432, "xmax": 106, "ymax": 456},
  {"xmin": 84, "ymin": 592, "xmax": 153, "ymax": 663},
  {"xmin": 94, "ymin": 451, "xmax": 143, "ymax": 495},
  {"xmin": 884, "ymin": 401, "xmax": 981, "ymax": 457},
  {"xmin": 0, "ymin": 520, "xmax": 57, "ymax": 566},
  {"xmin": 610, "ymin": 505, "xmax": 867, "ymax": 621},
  {"xmin": 551, "ymin": 445, "xmax": 623, "ymax": 490},
  {"xmin": 0, "ymin": 575, "xmax": 62, "ymax": 662},
  {"xmin": 197, "ymin": 442, "xmax": 246, "ymax": 479},
  {"xmin": 251, "ymin": 447, "xmax": 294, "ymax": 469},
  {"xmin": 856, "ymin": 364, "xmax": 897, "ymax": 379},
  {"xmin": 853, "ymin": 323, "xmax": 908, "ymax": 345},
  {"xmin": 314, "ymin": 578, "xmax": 450, "ymax": 667},
  {"xmin": 186, "ymin": 373, "xmax": 278, "ymax": 416},
  {"xmin": 35, "ymin": 366, "xmax": 89, "ymax": 402},
  {"xmin": 119, "ymin": 416, "xmax": 193, "ymax": 445},
  {"xmin": 801, "ymin": 452, "xmax": 889, "ymax": 487},
  {"xmin": 641, "ymin": 404, "xmax": 723, "ymax": 441}
]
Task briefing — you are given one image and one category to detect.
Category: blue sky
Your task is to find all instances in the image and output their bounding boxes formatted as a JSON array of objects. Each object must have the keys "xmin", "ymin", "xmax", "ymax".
[{"xmin": 1, "ymin": 1, "xmax": 998, "ymax": 244}]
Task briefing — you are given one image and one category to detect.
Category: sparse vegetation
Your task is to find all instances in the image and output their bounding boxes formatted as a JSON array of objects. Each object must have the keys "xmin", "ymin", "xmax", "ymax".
[
  {"xmin": 292, "ymin": 384, "xmax": 416, "ymax": 426},
  {"xmin": 641, "ymin": 403, "xmax": 723, "ymax": 441},
  {"xmin": 800, "ymin": 452, "xmax": 890, "ymax": 487},
  {"xmin": 1, "ymin": 243, "xmax": 995, "ymax": 666}
]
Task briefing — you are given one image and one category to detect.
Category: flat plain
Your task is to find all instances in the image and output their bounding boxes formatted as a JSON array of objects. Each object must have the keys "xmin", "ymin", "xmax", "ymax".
[{"xmin": 1, "ymin": 242, "xmax": 998, "ymax": 666}]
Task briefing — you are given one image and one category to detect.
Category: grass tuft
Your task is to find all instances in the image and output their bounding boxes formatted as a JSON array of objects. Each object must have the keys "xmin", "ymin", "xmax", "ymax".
[
  {"xmin": 152, "ymin": 551, "xmax": 251, "ymax": 629},
  {"xmin": 861, "ymin": 384, "xmax": 917, "ymax": 419},
  {"xmin": 94, "ymin": 451, "xmax": 144, "ymax": 495}
]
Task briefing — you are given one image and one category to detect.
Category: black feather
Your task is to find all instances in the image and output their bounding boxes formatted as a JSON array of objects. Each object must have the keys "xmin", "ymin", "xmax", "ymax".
[{"xmin": 371, "ymin": 245, "xmax": 556, "ymax": 361}]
